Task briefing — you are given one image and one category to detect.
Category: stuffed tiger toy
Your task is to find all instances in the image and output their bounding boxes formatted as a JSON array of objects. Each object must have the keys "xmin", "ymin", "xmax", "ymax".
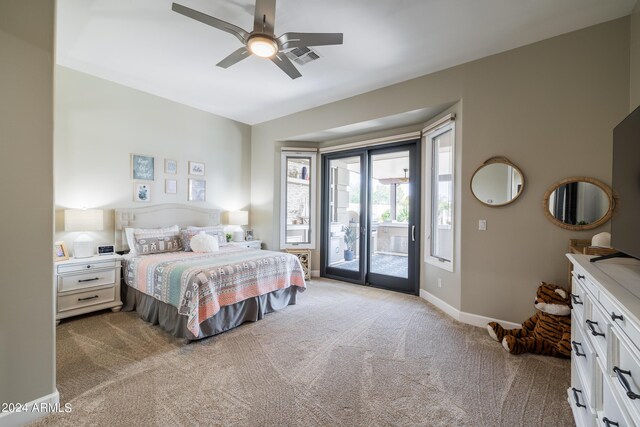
[{"xmin": 487, "ymin": 282, "xmax": 572, "ymax": 358}]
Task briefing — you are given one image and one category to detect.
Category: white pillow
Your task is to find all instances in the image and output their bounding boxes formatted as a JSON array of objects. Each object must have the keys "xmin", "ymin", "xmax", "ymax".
[
  {"xmin": 125, "ymin": 225, "xmax": 179, "ymax": 255},
  {"xmin": 190, "ymin": 233, "xmax": 219, "ymax": 253}
]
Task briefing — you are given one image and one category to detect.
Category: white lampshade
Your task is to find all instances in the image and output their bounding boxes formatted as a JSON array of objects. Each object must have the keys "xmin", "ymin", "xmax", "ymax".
[
  {"xmin": 64, "ymin": 209, "xmax": 104, "ymax": 232},
  {"xmin": 228, "ymin": 211, "xmax": 249, "ymax": 226},
  {"xmin": 64, "ymin": 209, "xmax": 103, "ymax": 258}
]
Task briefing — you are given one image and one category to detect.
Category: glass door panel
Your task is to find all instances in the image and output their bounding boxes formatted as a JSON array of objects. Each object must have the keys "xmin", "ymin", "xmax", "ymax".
[
  {"xmin": 325, "ymin": 155, "xmax": 363, "ymax": 279},
  {"xmin": 369, "ymin": 150, "xmax": 410, "ymax": 279}
]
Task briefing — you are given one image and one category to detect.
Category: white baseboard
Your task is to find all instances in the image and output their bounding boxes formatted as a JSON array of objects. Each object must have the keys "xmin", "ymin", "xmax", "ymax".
[
  {"xmin": 0, "ymin": 389, "xmax": 59, "ymax": 427},
  {"xmin": 311, "ymin": 270, "xmax": 320, "ymax": 278},
  {"xmin": 419, "ymin": 289, "xmax": 521, "ymax": 330}
]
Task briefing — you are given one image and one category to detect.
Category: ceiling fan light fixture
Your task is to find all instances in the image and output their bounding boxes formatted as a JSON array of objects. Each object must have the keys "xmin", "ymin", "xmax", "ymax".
[{"xmin": 247, "ymin": 35, "xmax": 278, "ymax": 58}]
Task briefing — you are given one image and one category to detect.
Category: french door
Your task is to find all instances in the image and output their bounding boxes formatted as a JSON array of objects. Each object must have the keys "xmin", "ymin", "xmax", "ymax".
[{"xmin": 320, "ymin": 140, "xmax": 420, "ymax": 294}]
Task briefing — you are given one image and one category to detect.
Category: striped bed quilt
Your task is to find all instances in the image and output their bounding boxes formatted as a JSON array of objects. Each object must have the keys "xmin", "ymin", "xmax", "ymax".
[{"xmin": 123, "ymin": 246, "xmax": 306, "ymax": 336}]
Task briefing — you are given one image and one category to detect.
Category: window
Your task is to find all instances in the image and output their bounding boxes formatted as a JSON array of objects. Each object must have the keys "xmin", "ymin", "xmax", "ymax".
[
  {"xmin": 280, "ymin": 151, "xmax": 317, "ymax": 249},
  {"xmin": 425, "ymin": 122, "xmax": 455, "ymax": 271}
]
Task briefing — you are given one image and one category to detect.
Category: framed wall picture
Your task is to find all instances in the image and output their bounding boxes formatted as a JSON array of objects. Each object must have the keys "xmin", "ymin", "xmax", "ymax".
[
  {"xmin": 131, "ymin": 154, "xmax": 155, "ymax": 181},
  {"xmin": 189, "ymin": 161, "xmax": 205, "ymax": 176},
  {"xmin": 54, "ymin": 241, "xmax": 69, "ymax": 262},
  {"xmin": 165, "ymin": 179, "xmax": 177, "ymax": 194},
  {"xmin": 134, "ymin": 183, "xmax": 151, "ymax": 202},
  {"xmin": 165, "ymin": 159, "xmax": 177, "ymax": 175},
  {"xmin": 245, "ymin": 230, "xmax": 254, "ymax": 241},
  {"xmin": 188, "ymin": 179, "xmax": 206, "ymax": 201}
]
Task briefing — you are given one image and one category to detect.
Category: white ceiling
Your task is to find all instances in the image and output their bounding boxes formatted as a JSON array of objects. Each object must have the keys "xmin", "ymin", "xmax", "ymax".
[{"xmin": 56, "ymin": 0, "xmax": 636, "ymax": 125}]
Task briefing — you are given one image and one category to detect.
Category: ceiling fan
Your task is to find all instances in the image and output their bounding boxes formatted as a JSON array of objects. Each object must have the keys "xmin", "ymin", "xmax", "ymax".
[{"xmin": 172, "ymin": 0, "xmax": 343, "ymax": 79}]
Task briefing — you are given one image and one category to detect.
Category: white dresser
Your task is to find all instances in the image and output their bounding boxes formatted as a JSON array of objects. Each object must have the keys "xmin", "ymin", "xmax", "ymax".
[
  {"xmin": 55, "ymin": 254, "xmax": 123, "ymax": 324},
  {"xmin": 567, "ymin": 254, "xmax": 640, "ymax": 427}
]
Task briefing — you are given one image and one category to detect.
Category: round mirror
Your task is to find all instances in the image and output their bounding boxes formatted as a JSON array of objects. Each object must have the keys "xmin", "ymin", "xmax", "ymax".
[
  {"xmin": 543, "ymin": 177, "xmax": 614, "ymax": 231},
  {"xmin": 471, "ymin": 157, "xmax": 525, "ymax": 206}
]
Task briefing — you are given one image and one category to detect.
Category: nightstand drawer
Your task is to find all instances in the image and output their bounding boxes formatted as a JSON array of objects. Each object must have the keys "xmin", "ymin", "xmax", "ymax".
[
  {"xmin": 58, "ymin": 287, "xmax": 115, "ymax": 312},
  {"xmin": 57, "ymin": 259, "xmax": 117, "ymax": 274},
  {"xmin": 58, "ymin": 268, "xmax": 116, "ymax": 292}
]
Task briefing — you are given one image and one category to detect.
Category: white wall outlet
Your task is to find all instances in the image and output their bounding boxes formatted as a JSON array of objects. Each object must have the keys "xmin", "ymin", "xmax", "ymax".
[
  {"xmin": 437, "ymin": 278, "xmax": 442, "ymax": 288},
  {"xmin": 478, "ymin": 220, "xmax": 487, "ymax": 231}
]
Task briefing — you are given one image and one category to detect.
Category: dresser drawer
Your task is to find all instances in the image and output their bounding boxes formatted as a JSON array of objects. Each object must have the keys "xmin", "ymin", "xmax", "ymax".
[
  {"xmin": 569, "ymin": 367, "xmax": 596, "ymax": 427},
  {"xmin": 57, "ymin": 259, "xmax": 117, "ymax": 274},
  {"xmin": 584, "ymin": 294, "xmax": 610, "ymax": 366},
  {"xmin": 600, "ymin": 291, "xmax": 640, "ymax": 354},
  {"xmin": 574, "ymin": 266, "xmax": 599, "ymax": 300},
  {"xmin": 612, "ymin": 328, "xmax": 640, "ymax": 423},
  {"xmin": 573, "ymin": 323, "xmax": 596, "ymax": 406},
  {"xmin": 600, "ymin": 369, "xmax": 634, "ymax": 427},
  {"xmin": 57, "ymin": 287, "xmax": 115, "ymax": 312},
  {"xmin": 57, "ymin": 268, "xmax": 116, "ymax": 293},
  {"xmin": 572, "ymin": 277, "xmax": 588, "ymax": 323}
]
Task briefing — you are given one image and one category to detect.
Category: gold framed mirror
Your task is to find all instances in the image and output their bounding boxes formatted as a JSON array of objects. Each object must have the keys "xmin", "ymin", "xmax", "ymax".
[
  {"xmin": 470, "ymin": 156, "xmax": 525, "ymax": 207},
  {"xmin": 543, "ymin": 177, "xmax": 614, "ymax": 231}
]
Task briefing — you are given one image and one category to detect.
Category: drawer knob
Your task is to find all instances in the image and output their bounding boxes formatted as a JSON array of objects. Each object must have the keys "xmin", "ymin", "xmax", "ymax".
[
  {"xmin": 613, "ymin": 366, "xmax": 640, "ymax": 400},
  {"xmin": 77, "ymin": 295, "xmax": 99, "ymax": 302},
  {"xmin": 86, "ymin": 265, "xmax": 91, "ymax": 269},
  {"xmin": 603, "ymin": 418, "xmax": 620, "ymax": 427},
  {"xmin": 610, "ymin": 312, "xmax": 624, "ymax": 322},
  {"xmin": 571, "ymin": 341, "xmax": 586, "ymax": 357},
  {"xmin": 585, "ymin": 319, "xmax": 605, "ymax": 337},
  {"xmin": 571, "ymin": 387, "xmax": 586, "ymax": 408},
  {"xmin": 570, "ymin": 293, "xmax": 583, "ymax": 306},
  {"xmin": 577, "ymin": 274, "xmax": 585, "ymax": 280}
]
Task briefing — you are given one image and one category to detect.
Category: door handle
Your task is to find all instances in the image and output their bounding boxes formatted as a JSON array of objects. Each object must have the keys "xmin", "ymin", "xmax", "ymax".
[{"xmin": 411, "ymin": 225, "xmax": 416, "ymax": 242}]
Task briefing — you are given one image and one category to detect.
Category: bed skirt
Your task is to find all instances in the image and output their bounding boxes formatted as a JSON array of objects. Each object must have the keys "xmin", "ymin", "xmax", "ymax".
[{"xmin": 121, "ymin": 284, "xmax": 299, "ymax": 341}]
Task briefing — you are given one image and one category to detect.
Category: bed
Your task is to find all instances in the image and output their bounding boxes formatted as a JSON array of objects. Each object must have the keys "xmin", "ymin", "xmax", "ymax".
[{"xmin": 115, "ymin": 204, "xmax": 306, "ymax": 341}]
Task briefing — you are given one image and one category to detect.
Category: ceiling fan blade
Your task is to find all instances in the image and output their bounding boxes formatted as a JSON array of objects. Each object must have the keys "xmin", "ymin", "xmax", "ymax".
[
  {"xmin": 278, "ymin": 32, "xmax": 343, "ymax": 50},
  {"xmin": 216, "ymin": 47, "xmax": 251, "ymax": 69},
  {"xmin": 253, "ymin": 0, "xmax": 276, "ymax": 34},
  {"xmin": 172, "ymin": 3, "xmax": 249, "ymax": 44},
  {"xmin": 271, "ymin": 53, "xmax": 301, "ymax": 79}
]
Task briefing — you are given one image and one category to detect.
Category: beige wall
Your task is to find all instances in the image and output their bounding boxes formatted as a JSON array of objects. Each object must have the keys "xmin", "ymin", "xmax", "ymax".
[
  {"xmin": 54, "ymin": 67, "xmax": 252, "ymax": 250},
  {"xmin": 0, "ymin": 0, "xmax": 55, "ymax": 406},
  {"xmin": 631, "ymin": 1, "xmax": 640, "ymax": 111},
  {"xmin": 252, "ymin": 18, "xmax": 630, "ymax": 323}
]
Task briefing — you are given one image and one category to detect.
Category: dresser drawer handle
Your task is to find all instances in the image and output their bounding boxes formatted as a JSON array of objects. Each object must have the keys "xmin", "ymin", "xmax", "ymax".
[
  {"xmin": 577, "ymin": 274, "xmax": 585, "ymax": 280},
  {"xmin": 603, "ymin": 418, "xmax": 620, "ymax": 427},
  {"xmin": 571, "ymin": 341, "xmax": 586, "ymax": 357},
  {"xmin": 78, "ymin": 277, "xmax": 100, "ymax": 283},
  {"xmin": 77, "ymin": 295, "xmax": 99, "ymax": 302},
  {"xmin": 571, "ymin": 387, "xmax": 586, "ymax": 408},
  {"xmin": 586, "ymin": 320, "xmax": 605, "ymax": 337},
  {"xmin": 570, "ymin": 293, "xmax": 583, "ymax": 305},
  {"xmin": 610, "ymin": 312, "xmax": 624, "ymax": 322},
  {"xmin": 586, "ymin": 319, "xmax": 604, "ymax": 337},
  {"xmin": 613, "ymin": 366, "xmax": 640, "ymax": 400}
]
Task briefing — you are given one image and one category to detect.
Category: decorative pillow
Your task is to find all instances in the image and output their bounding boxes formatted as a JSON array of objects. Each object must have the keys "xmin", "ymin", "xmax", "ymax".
[
  {"xmin": 127, "ymin": 225, "xmax": 180, "ymax": 255},
  {"xmin": 190, "ymin": 233, "xmax": 219, "ymax": 253},
  {"xmin": 182, "ymin": 225, "xmax": 227, "ymax": 250},
  {"xmin": 134, "ymin": 234, "xmax": 183, "ymax": 255}
]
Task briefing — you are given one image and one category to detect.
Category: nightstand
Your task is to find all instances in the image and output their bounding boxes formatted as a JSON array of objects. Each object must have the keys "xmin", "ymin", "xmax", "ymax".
[
  {"xmin": 230, "ymin": 240, "xmax": 262, "ymax": 250},
  {"xmin": 55, "ymin": 254, "xmax": 123, "ymax": 324}
]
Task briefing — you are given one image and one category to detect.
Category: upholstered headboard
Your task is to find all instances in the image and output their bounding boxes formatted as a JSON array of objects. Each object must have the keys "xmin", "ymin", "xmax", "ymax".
[{"xmin": 115, "ymin": 204, "xmax": 221, "ymax": 251}]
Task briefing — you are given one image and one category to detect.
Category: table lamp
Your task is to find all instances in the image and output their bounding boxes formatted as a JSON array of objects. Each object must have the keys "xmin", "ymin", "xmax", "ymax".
[
  {"xmin": 64, "ymin": 209, "xmax": 104, "ymax": 258},
  {"xmin": 228, "ymin": 210, "xmax": 248, "ymax": 242}
]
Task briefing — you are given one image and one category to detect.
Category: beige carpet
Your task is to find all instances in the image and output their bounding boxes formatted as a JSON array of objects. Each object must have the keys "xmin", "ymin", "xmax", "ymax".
[{"xmin": 32, "ymin": 279, "xmax": 574, "ymax": 427}]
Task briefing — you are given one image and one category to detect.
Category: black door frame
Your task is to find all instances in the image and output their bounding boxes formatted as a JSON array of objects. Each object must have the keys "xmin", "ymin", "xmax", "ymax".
[{"xmin": 320, "ymin": 139, "xmax": 420, "ymax": 295}]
